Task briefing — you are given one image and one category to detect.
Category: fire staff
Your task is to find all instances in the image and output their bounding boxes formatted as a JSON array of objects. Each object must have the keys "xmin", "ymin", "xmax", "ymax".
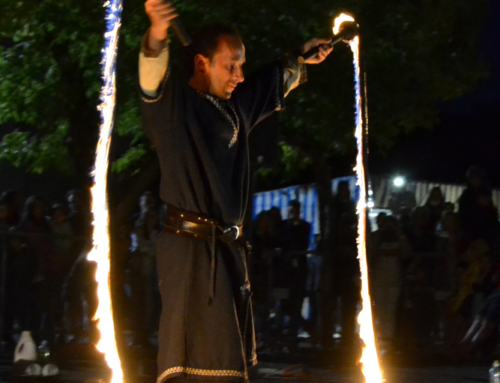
[{"xmin": 139, "ymin": 1, "xmax": 333, "ymax": 382}]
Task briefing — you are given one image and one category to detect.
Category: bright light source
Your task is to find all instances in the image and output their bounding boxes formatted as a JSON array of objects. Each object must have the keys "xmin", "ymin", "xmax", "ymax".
[
  {"xmin": 367, "ymin": 201, "xmax": 375, "ymax": 208},
  {"xmin": 393, "ymin": 176, "xmax": 405, "ymax": 188},
  {"xmin": 333, "ymin": 13, "xmax": 355, "ymax": 35}
]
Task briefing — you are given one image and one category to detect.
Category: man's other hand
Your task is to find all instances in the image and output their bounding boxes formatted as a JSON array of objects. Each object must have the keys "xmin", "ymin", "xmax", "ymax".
[
  {"xmin": 300, "ymin": 38, "xmax": 333, "ymax": 64},
  {"xmin": 145, "ymin": 0, "xmax": 178, "ymax": 48}
]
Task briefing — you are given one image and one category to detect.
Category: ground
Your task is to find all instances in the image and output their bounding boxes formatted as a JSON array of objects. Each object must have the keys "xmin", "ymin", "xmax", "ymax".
[{"xmin": 0, "ymin": 340, "xmax": 491, "ymax": 383}]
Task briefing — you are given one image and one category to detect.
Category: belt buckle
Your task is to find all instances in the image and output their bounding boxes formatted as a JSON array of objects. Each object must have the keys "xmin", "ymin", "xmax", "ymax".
[{"xmin": 224, "ymin": 225, "xmax": 240, "ymax": 240}]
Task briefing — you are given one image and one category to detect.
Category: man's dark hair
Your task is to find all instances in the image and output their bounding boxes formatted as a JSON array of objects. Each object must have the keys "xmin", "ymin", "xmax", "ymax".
[
  {"xmin": 337, "ymin": 180, "xmax": 350, "ymax": 192},
  {"xmin": 466, "ymin": 166, "xmax": 485, "ymax": 181},
  {"xmin": 288, "ymin": 199, "xmax": 301, "ymax": 210},
  {"xmin": 183, "ymin": 23, "xmax": 242, "ymax": 77},
  {"xmin": 0, "ymin": 189, "xmax": 19, "ymax": 206},
  {"xmin": 51, "ymin": 203, "xmax": 68, "ymax": 215}
]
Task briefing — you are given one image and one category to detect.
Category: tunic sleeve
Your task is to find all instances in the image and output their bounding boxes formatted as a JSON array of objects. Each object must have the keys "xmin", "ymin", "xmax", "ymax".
[
  {"xmin": 139, "ymin": 27, "xmax": 181, "ymax": 145},
  {"xmin": 282, "ymin": 55, "xmax": 307, "ymax": 97},
  {"xmin": 232, "ymin": 63, "xmax": 285, "ymax": 132},
  {"xmin": 140, "ymin": 58, "xmax": 178, "ymax": 146},
  {"xmin": 139, "ymin": 49, "xmax": 170, "ymax": 98},
  {"xmin": 138, "ymin": 30, "xmax": 170, "ymax": 98}
]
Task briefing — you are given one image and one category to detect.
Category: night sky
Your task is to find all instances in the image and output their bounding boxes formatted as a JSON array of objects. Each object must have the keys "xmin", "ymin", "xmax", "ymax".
[{"xmin": 370, "ymin": 0, "xmax": 500, "ymax": 187}]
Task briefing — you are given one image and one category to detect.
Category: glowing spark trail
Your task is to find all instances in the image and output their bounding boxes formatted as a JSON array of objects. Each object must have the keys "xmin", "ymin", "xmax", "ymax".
[
  {"xmin": 334, "ymin": 14, "xmax": 384, "ymax": 383},
  {"xmin": 87, "ymin": 1, "xmax": 124, "ymax": 382}
]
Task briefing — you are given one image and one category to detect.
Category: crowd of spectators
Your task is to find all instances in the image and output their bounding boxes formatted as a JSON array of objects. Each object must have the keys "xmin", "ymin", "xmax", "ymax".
[
  {"xmin": 2, "ymin": 165, "xmax": 500, "ymax": 362},
  {"xmin": 249, "ymin": 166, "xmax": 500, "ymax": 360},
  {"xmin": 0, "ymin": 189, "xmax": 162, "ymax": 350},
  {"xmin": 0, "ymin": 189, "xmax": 93, "ymax": 347},
  {"xmin": 370, "ymin": 166, "xmax": 500, "ymax": 359},
  {"xmin": 250, "ymin": 181, "xmax": 360, "ymax": 353}
]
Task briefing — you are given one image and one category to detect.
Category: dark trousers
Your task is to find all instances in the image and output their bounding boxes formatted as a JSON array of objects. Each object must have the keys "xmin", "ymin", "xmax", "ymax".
[{"xmin": 321, "ymin": 256, "xmax": 360, "ymax": 347}]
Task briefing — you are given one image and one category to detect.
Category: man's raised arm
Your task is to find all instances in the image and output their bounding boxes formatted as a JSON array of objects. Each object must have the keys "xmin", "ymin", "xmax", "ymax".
[
  {"xmin": 138, "ymin": 0, "xmax": 333, "ymax": 98},
  {"xmin": 283, "ymin": 38, "xmax": 333, "ymax": 97},
  {"xmin": 139, "ymin": 0, "xmax": 177, "ymax": 97}
]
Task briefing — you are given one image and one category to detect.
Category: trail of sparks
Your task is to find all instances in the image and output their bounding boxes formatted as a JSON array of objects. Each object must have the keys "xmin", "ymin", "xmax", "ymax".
[
  {"xmin": 350, "ymin": 35, "xmax": 383, "ymax": 383},
  {"xmin": 87, "ymin": 1, "xmax": 124, "ymax": 382},
  {"xmin": 334, "ymin": 13, "xmax": 384, "ymax": 383}
]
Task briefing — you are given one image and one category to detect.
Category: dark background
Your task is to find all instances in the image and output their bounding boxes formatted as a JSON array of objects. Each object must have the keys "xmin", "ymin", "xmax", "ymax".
[{"xmin": 370, "ymin": 0, "xmax": 500, "ymax": 187}]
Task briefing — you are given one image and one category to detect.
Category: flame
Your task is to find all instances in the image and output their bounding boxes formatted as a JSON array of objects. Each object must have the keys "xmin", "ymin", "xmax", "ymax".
[
  {"xmin": 86, "ymin": 1, "xmax": 124, "ymax": 382},
  {"xmin": 335, "ymin": 12, "xmax": 385, "ymax": 383},
  {"xmin": 333, "ymin": 13, "xmax": 355, "ymax": 35}
]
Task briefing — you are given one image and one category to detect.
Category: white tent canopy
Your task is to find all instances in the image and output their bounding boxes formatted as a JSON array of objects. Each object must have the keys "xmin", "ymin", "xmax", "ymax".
[{"xmin": 252, "ymin": 175, "xmax": 500, "ymax": 246}]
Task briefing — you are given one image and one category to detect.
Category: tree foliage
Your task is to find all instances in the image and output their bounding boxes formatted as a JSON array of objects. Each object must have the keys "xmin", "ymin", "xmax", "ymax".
[
  {"xmin": 0, "ymin": 0, "xmax": 105, "ymax": 182},
  {"xmin": 0, "ymin": 0, "xmax": 488, "ymax": 186}
]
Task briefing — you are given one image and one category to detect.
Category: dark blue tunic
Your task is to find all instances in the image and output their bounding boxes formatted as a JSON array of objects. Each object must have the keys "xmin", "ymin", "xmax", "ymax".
[{"xmin": 141, "ymin": 63, "xmax": 285, "ymax": 382}]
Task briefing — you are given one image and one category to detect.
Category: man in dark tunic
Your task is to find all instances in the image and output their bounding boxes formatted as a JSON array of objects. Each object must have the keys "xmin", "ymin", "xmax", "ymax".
[{"xmin": 139, "ymin": 1, "xmax": 333, "ymax": 382}]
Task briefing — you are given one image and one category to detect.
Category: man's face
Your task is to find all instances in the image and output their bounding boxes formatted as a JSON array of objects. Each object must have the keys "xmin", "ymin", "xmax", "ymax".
[
  {"xmin": 205, "ymin": 35, "xmax": 245, "ymax": 99},
  {"xmin": 52, "ymin": 209, "xmax": 66, "ymax": 225},
  {"xmin": 288, "ymin": 205, "xmax": 300, "ymax": 220},
  {"xmin": 68, "ymin": 193, "xmax": 83, "ymax": 212}
]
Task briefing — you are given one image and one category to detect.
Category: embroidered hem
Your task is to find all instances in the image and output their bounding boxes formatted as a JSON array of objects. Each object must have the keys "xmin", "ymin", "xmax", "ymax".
[{"xmin": 157, "ymin": 366, "xmax": 247, "ymax": 383}]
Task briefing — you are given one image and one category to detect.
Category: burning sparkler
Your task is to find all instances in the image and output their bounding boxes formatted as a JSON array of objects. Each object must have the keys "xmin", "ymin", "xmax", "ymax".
[
  {"xmin": 300, "ymin": 15, "xmax": 358, "ymax": 62},
  {"xmin": 333, "ymin": 13, "xmax": 384, "ymax": 383},
  {"xmin": 86, "ymin": 1, "xmax": 124, "ymax": 382}
]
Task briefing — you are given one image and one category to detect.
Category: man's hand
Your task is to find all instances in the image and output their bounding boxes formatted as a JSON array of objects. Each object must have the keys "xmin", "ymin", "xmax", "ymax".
[
  {"xmin": 299, "ymin": 38, "xmax": 334, "ymax": 64},
  {"xmin": 145, "ymin": 0, "xmax": 178, "ymax": 51}
]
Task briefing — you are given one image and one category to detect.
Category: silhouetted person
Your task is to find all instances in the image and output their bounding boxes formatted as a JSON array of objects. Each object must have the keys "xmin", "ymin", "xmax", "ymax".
[
  {"xmin": 321, "ymin": 181, "xmax": 360, "ymax": 350},
  {"xmin": 4, "ymin": 230, "xmax": 36, "ymax": 342},
  {"xmin": 436, "ymin": 211, "xmax": 469, "ymax": 343},
  {"xmin": 371, "ymin": 215, "xmax": 411, "ymax": 345},
  {"xmin": 278, "ymin": 200, "xmax": 311, "ymax": 338},
  {"xmin": 404, "ymin": 206, "xmax": 438, "ymax": 341},
  {"xmin": 50, "ymin": 204, "xmax": 75, "ymax": 272},
  {"xmin": 61, "ymin": 251, "xmax": 98, "ymax": 344},
  {"xmin": 130, "ymin": 191, "xmax": 159, "ymax": 226},
  {"xmin": 424, "ymin": 186, "xmax": 446, "ymax": 230},
  {"xmin": 249, "ymin": 208, "xmax": 281, "ymax": 343},
  {"xmin": 388, "ymin": 184, "xmax": 416, "ymax": 218},
  {"xmin": 130, "ymin": 207, "xmax": 161, "ymax": 345},
  {"xmin": 0, "ymin": 189, "xmax": 21, "ymax": 227},
  {"xmin": 19, "ymin": 196, "xmax": 63, "ymax": 344},
  {"xmin": 458, "ymin": 166, "xmax": 498, "ymax": 251},
  {"xmin": 448, "ymin": 240, "xmax": 490, "ymax": 345},
  {"xmin": 459, "ymin": 281, "xmax": 500, "ymax": 358},
  {"xmin": 66, "ymin": 189, "xmax": 92, "ymax": 256}
]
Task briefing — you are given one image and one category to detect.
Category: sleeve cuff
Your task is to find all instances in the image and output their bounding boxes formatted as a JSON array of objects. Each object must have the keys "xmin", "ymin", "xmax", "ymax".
[
  {"xmin": 139, "ymin": 30, "xmax": 170, "ymax": 98},
  {"xmin": 282, "ymin": 54, "xmax": 307, "ymax": 97},
  {"xmin": 141, "ymin": 29, "xmax": 168, "ymax": 57}
]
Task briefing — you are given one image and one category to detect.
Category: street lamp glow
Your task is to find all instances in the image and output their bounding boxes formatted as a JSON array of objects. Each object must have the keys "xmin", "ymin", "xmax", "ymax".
[{"xmin": 393, "ymin": 176, "xmax": 405, "ymax": 188}]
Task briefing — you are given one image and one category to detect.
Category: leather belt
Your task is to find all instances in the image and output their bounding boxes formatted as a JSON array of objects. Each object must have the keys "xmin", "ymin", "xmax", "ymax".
[{"xmin": 162, "ymin": 204, "xmax": 243, "ymax": 301}]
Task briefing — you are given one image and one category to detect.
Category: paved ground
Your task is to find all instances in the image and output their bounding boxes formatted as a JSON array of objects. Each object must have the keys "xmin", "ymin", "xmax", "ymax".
[{"xmin": 0, "ymin": 342, "xmax": 491, "ymax": 383}]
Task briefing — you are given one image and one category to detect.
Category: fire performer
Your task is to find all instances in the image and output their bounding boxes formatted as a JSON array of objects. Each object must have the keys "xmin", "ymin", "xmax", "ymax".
[{"xmin": 139, "ymin": 1, "xmax": 333, "ymax": 382}]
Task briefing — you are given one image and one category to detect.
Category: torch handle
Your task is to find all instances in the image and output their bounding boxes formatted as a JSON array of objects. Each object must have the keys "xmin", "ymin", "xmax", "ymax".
[
  {"xmin": 299, "ymin": 35, "xmax": 343, "ymax": 63},
  {"xmin": 171, "ymin": 18, "xmax": 192, "ymax": 47}
]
